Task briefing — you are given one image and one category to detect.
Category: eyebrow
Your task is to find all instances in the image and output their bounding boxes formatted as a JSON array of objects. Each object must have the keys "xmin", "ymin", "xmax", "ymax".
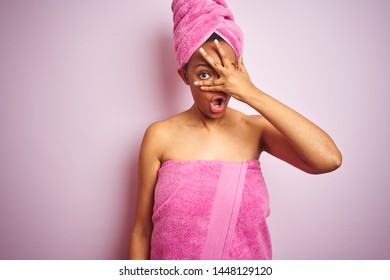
[
  {"xmin": 196, "ymin": 62, "xmax": 237, "ymax": 68},
  {"xmin": 195, "ymin": 63, "xmax": 211, "ymax": 69}
]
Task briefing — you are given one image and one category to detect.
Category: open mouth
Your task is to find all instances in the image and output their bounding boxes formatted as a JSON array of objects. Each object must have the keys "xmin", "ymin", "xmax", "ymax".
[
  {"xmin": 210, "ymin": 95, "xmax": 227, "ymax": 113},
  {"xmin": 213, "ymin": 98, "xmax": 223, "ymax": 108}
]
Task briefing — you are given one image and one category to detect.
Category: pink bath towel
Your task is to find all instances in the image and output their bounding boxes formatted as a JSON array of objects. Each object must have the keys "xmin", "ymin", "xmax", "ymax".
[
  {"xmin": 150, "ymin": 160, "xmax": 271, "ymax": 260},
  {"xmin": 172, "ymin": 0, "xmax": 244, "ymax": 68}
]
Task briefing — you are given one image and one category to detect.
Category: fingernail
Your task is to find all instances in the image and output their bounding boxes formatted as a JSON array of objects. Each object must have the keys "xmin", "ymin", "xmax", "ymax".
[
  {"xmin": 194, "ymin": 81, "xmax": 200, "ymax": 86},
  {"xmin": 199, "ymin": 47, "xmax": 205, "ymax": 54},
  {"xmin": 214, "ymin": 39, "xmax": 219, "ymax": 44}
]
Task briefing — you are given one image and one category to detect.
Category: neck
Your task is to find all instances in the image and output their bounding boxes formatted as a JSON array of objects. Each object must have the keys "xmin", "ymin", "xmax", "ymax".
[{"xmin": 188, "ymin": 104, "xmax": 229, "ymax": 130}]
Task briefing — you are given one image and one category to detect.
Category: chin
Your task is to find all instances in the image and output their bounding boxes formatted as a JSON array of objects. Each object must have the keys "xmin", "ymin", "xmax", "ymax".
[{"xmin": 206, "ymin": 109, "xmax": 228, "ymax": 119}]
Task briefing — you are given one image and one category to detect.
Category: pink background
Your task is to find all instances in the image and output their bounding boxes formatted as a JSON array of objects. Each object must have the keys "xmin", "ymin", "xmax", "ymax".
[{"xmin": 0, "ymin": 0, "xmax": 389, "ymax": 259}]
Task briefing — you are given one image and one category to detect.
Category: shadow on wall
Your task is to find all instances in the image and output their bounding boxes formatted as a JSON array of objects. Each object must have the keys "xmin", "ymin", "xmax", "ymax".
[{"xmin": 120, "ymin": 30, "xmax": 182, "ymax": 259}]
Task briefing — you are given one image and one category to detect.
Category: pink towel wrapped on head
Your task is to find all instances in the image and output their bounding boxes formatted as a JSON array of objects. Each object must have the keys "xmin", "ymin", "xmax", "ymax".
[
  {"xmin": 172, "ymin": 0, "xmax": 244, "ymax": 68},
  {"xmin": 150, "ymin": 160, "xmax": 272, "ymax": 260}
]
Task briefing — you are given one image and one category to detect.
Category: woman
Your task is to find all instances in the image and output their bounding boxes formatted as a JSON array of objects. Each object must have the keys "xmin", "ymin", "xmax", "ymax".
[{"xmin": 129, "ymin": 0, "xmax": 342, "ymax": 260}]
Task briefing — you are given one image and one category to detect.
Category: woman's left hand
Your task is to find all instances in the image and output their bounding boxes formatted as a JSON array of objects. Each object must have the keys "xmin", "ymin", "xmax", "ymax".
[
  {"xmin": 195, "ymin": 41, "xmax": 342, "ymax": 174},
  {"xmin": 194, "ymin": 39, "xmax": 257, "ymax": 103}
]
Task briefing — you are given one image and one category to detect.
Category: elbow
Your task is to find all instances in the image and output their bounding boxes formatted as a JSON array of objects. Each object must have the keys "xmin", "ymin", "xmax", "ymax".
[
  {"xmin": 325, "ymin": 152, "xmax": 342, "ymax": 173},
  {"xmin": 329, "ymin": 146, "xmax": 343, "ymax": 170},
  {"xmin": 309, "ymin": 149, "xmax": 343, "ymax": 175},
  {"xmin": 334, "ymin": 150, "xmax": 343, "ymax": 170}
]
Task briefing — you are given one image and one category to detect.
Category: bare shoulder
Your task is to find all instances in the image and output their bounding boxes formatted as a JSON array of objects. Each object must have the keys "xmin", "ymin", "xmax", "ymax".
[
  {"xmin": 141, "ymin": 112, "xmax": 187, "ymax": 158},
  {"xmin": 244, "ymin": 114, "xmax": 265, "ymax": 127},
  {"xmin": 228, "ymin": 108, "xmax": 265, "ymax": 131},
  {"xmin": 144, "ymin": 112, "xmax": 185, "ymax": 140},
  {"xmin": 144, "ymin": 119, "xmax": 171, "ymax": 140}
]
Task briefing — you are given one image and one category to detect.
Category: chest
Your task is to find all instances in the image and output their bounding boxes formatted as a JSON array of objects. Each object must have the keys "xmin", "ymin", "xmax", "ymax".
[{"xmin": 163, "ymin": 126, "xmax": 262, "ymax": 161}]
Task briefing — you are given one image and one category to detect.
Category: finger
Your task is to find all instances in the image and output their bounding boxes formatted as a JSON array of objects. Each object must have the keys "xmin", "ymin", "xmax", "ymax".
[
  {"xmin": 199, "ymin": 47, "xmax": 221, "ymax": 72},
  {"xmin": 194, "ymin": 78, "xmax": 223, "ymax": 87},
  {"xmin": 214, "ymin": 39, "xmax": 231, "ymax": 69},
  {"xmin": 199, "ymin": 85, "xmax": 225, "ymax": 92}
]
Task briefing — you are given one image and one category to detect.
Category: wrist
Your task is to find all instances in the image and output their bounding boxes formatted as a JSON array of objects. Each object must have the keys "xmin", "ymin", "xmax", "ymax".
[{"xmin": 241, "ymin": 86, "xmax": 263, "ymax": 104}]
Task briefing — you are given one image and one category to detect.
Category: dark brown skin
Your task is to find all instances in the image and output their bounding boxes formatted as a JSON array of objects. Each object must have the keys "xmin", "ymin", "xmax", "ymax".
[{"xmin": 128, "ymin": 39, "xmax": 342, "ymax": 259}]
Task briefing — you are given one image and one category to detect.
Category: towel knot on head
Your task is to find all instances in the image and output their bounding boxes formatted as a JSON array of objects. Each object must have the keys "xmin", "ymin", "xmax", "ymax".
[{"xmin": 172, "ymin": 0, "xmax": 244, "ymax": 68}]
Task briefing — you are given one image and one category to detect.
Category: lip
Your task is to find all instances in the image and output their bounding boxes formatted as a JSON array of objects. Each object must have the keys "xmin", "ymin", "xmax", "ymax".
[{"xmin": 210, "ymin": 94, "xmax": 229, "ymax": 113}]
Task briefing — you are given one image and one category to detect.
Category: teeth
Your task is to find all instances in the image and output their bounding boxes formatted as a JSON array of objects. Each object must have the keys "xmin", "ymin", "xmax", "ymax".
[{"xmin": 212, "ymin": 97, "xmax": 224, "ymax": 110}]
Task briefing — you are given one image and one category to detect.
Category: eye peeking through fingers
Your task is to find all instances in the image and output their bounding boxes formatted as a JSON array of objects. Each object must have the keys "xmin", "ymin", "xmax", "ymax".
[{"xmin": 198, "ymin": 71, "xmax": 211, "ymax": 80}]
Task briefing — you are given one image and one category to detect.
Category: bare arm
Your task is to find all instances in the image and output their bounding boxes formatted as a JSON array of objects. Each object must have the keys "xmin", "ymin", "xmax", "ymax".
[
  {"xmin": 251, "ymin": 91, "xmax": 341, "ymax": 174},
  {"xmin": 195, "ymin": 40, "xmax": 342, "ymax": 174},
  {"xmin": 129, "ymin": 124, "xmax": 161, "ymax": 259}
]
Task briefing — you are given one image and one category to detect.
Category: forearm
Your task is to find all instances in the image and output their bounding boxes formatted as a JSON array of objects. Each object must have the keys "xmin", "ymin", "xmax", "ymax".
[
  {"xmin": 245, "ymin": 87, "xmax": 342, "ymax": 173},
  {"xmin": 192, "ymin": 41, "xmax": 341, "ymax": 173}
]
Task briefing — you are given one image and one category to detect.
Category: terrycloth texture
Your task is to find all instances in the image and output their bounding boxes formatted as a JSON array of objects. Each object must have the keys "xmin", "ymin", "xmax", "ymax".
[
  {"xmin": 172, "ymin": 0, "xmax": 244, "ymax": 68},
  {"xmin": 150, "ymin": 160, "xmax": 271, "ymax": 260}
]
